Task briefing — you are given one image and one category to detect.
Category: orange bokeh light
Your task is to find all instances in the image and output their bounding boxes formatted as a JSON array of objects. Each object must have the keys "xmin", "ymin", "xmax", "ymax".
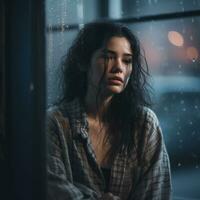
[
  {"xmin": 168, "ymin": 31, "xmax": 184, "ymax": 47},
  {"xmin": 186, "ymin": 46, "xmax": 199, "ymax": 61}
]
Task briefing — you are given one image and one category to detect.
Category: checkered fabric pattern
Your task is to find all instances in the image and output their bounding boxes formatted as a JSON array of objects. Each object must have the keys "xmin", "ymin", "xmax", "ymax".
[{"xmin": 46, "ymin": 98, "xmax": 172, "ymax": 200}]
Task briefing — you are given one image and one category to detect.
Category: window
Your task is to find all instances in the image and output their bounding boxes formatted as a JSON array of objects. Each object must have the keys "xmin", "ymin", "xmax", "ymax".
[{"xmin": 46, "ymin": 1, "xmax": 200, "ymax": 199}]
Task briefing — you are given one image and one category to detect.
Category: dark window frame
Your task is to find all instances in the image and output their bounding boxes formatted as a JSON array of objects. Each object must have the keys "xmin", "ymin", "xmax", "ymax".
[{"xmin": 2, "ymin": 1, "xmax": 46, "ymax": 200}]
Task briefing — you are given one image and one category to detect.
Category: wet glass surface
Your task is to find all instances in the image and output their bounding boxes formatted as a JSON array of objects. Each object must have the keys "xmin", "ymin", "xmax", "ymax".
[
  {"xmin": 46, "ymin": 1, "xmax": 200, "ymax": 199},
  {"xmin": 120, "ymin": 0, "xmax": 200, "ymax": 19}
]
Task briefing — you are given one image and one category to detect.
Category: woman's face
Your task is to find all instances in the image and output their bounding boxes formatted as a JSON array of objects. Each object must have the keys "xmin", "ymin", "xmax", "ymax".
[{"xmin": 87, "ymin": 36, "xmax": 133, "ymax": 96}]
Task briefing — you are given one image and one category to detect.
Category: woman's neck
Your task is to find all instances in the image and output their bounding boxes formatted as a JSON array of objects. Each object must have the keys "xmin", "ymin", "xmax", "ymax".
[{"xmin": 84, "ymin": 90, "xmax": 113, "ymax": 121}]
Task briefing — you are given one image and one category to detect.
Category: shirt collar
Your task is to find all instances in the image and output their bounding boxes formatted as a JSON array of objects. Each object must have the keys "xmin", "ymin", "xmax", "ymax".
[{"xmin": 63, "ymin": 98, "xmax": 89, "ymax": 140}]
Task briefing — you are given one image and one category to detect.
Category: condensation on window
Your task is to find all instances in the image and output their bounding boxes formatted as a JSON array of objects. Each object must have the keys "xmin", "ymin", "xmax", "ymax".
[
  {"xmin": 121, "ymin": 0, "xmax": 200, "ymax": 18},
  {"xmin": 46, "ymin": 0, "xmax": 100, "ymax": 105},
  {"xmin": 46, "ymin": 1, "xmax": 200, "ymax": 198},
  {"xmin": 128, "ymin": 15, "xmax": 200, "ymax": 198}
]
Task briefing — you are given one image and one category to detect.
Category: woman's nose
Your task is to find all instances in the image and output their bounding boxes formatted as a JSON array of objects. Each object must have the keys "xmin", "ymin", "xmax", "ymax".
[{"xmin": 111, "ymin": 57, "xmax": 124, "ymax": 73}]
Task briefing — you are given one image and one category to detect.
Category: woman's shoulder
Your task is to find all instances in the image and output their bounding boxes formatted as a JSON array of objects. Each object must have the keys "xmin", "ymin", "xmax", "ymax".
[
  {"xmin": 133, "ymin": 106, "xmax": 163, "ymax": 144},
  {"xmin": 137, "ymin": 106, "xmax": 160, "ymax": 128},
  {"xmin": 46, "ymin": 103, "xmax": 70, "ymax": 128},
  {"xmin": 46, "ymin": 103, "xmax": 73, "ymax": 145},
  {"xmin": 133, "ymin": 106, "xmax": 164, "ymax": 158}
]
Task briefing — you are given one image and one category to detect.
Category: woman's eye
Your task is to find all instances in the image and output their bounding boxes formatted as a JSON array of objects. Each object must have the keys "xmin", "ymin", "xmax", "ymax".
[
  {"xmin": 102, "ymin": 53, "xmax": 115, "ymax": 60},
  {"xmin": 123, "ymin": 59, "xmax": 132, "ymax": 65},
  {"xmin": 107, "ymin": 55, "xmax": 115, "ymax": 60}
]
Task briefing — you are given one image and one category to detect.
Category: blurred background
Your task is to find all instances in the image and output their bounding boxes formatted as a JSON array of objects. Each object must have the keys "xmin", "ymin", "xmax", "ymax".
[{"xmin": 46, "ymin": 0, "xmax": 200, "ymax": 199}]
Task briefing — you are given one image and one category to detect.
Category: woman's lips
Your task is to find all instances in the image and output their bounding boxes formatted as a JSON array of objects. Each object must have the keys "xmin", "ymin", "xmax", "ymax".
[{"xmin": 108, "ymin": 77, "xmax": 123, "ymax": 85}]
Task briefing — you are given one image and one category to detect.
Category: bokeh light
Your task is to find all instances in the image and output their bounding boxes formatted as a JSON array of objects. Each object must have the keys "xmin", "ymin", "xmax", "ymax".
[
  {"xmin": 186, "ymin": 46, "xmax": 199, "ymax": 61},
  {"xmin": 168, "ymin": 31, "xmax": 184, "ymax": 47}
]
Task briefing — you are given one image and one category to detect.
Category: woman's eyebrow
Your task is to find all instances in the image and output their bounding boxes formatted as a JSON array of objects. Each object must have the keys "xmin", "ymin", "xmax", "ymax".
[
  {"xmin": 102, "ymin": 49, "xmax": 133, "ymax": 57},
  {"xmin": 102, "ymin": 49, "xmax": 115, "ymax": 55}
]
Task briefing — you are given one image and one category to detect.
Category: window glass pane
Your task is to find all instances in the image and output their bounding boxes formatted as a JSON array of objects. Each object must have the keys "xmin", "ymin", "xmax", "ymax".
[
  {"xmin": 129, "ymin": 17, "xmax": 200, "ymax": 76},
  {"xmin": 46, "ymin": 0, "xmax": 100, "ymax": 26},
  {"xmin": 121, "ymin": 0, "xmax": 200, "ymax": 19},
  {"xmin": 46, "ymin": 0, "xmax": 102, "ymax": 105},
  {"xmin": 46, "ymin": 1, "xmax": 200, "ymax": 199},
  {"xmin": 128, "ymin": 17, "xmax": 200, "ymax": 198},
  {"xmin": 46, "ymin": 30, "xmax": 78, "ymax": 105}
]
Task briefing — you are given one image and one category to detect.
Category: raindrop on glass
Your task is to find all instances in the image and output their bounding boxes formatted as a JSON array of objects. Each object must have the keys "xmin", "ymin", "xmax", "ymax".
[
  {"xmin": 164, "ymin": 107, "xmax": 168, "ymax": 112},
  {"xmin": 192, "ymin": 58, "xmax": 196, "ymax": 63},
  {"xmin": 182, "ymin": 107, "xmax": 186, "ymax": 112},
  {"xmin": 30, "ymin": 83, "xmax": 34, "ymax": 91},
  {"xmin": 191, "ymin": 18, "xmax": 195, "ymax": 23}
]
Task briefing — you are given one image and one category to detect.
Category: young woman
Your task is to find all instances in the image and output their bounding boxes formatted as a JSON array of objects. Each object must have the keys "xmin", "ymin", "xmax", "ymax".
[{"xmin": 47, "ymin": 21, "xmax": 171, "ymax": 200}]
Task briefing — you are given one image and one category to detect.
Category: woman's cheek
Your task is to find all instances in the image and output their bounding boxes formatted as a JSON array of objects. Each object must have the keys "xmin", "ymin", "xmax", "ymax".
[
  {"xmin": 124, "ymin": 76, "xmax": 130, "ymax": 88},
  {"xmin": 124, "ymin": 67, "xmax": 132, "ymax": 87}
]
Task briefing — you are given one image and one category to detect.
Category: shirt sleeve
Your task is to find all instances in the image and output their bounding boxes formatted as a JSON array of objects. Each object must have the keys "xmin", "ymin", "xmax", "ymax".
[
  {"xmin": 130, "ymin": 109, "xmax": 172, "ymax": 200},
  {"xmin": 46, "ymin": 110, "xmax": 99, "ymax": 200}
]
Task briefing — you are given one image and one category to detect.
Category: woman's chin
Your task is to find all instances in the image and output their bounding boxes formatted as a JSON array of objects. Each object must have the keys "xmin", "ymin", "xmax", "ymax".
[{"xmin": 106, "ymin": 85, "xmax": 123, "ymax": 94}]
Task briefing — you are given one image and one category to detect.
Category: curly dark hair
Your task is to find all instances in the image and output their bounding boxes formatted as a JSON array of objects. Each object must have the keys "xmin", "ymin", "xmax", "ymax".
[{"xmin": 59, "ymin": 21, "xmax": 152, "ymax": 154}]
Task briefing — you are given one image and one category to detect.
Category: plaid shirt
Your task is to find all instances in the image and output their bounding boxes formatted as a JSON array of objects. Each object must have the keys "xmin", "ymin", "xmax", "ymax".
[{"xmin": 46, "ymin": 98, "xmax": 172, "ymax": 200}]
